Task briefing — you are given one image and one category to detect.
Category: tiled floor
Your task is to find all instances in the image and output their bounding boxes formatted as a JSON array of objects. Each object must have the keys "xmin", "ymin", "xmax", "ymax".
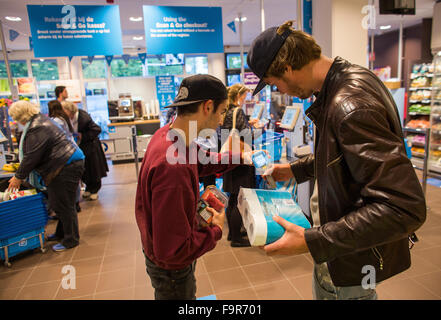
[{"xmin": 1, "ymin": 163, "xmax": 441, "ymax": 300}]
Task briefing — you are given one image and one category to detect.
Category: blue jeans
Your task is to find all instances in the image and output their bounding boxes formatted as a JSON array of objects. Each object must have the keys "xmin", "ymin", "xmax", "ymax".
[{"xmin": 312, "ymin": 263, "xmax": 377, "ymax": 300}]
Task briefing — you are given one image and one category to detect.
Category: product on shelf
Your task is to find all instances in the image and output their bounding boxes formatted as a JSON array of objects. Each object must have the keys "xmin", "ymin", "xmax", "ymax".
[
  {"xmin": 2, "ymin": 163, "xmax": 20, "ymax": 172},
  {"xmin": 409, "ymin": 104, "xmax": 431, "ymax": 114},
  {"xmin": 406, "ymin": 119, "xmax": 430, "ymax": 129},
  {"xmin": 433, "ymin": 76, "xmax": 441, "ymax": 87},
  {"xmin": 411, "ymin": 135, "xmax": 426, "ymax": 145},
  {"xmin": 410, "ymin": 77, "xmax": 431, "ymax": 88},
  {"xmin": 411, "ymin": 147, "xmax": 425, "ymax": 154}
]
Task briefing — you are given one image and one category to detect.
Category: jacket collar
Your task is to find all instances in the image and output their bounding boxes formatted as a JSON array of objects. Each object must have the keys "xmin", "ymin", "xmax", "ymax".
[{"xmin": 306, "ymin": 56, "xmax": 349, "ymax": 124}]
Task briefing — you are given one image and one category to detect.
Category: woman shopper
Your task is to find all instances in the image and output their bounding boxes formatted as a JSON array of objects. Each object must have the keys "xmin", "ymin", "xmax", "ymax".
[
  {"xmin": 62, "ymin": 101, "xmax": 108, "ymax": 201},
  {"xmin": 8, "ymin": 101, "xmax": 85, "ymax": 252},
  {"xmin": 221, "ymin": 84, "xmax": 262, "ymax": 247},
  {"xmin": 48, "ymin": 100, "xmax": 81, "ymax": 213}
]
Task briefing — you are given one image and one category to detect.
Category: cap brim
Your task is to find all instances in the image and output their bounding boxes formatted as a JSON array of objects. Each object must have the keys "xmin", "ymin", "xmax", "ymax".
[
  {"xmin": 252, "ymin": 79, "xmax": 267, "ymax": 96},
  {"xmin": 164, "ymin": 99, "xmax": 205, "ymax": 108}
]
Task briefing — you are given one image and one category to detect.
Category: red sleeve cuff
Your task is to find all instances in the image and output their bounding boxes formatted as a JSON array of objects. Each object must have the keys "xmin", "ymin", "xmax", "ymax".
[{"xmin": 211, "ymin": 225, "xmax": 223, "ymax": 241}]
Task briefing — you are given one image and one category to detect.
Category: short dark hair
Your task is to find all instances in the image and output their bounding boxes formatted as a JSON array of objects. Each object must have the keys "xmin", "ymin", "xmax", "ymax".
[
  {"xmin": 176, "ymin": 99, "xmax": 225, "ymax": 117},
  {"xmin": 55, "ymin": 86, "xmax": 66, "ymax": 98}
]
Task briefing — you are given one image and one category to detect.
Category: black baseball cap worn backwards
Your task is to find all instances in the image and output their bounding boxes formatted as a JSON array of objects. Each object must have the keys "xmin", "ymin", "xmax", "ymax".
[
  {"xmin": 165, "ymin": 74, "xmax": 227, "ymax": 108},
  {"xmin": 247, "ymin": 26, "xmax": 292, "ymax": 96}
]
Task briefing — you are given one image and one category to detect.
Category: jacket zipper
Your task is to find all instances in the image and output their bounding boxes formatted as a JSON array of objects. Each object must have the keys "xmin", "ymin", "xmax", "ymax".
[{"xmin": 372, "ymin": 247, "xmax": 384, "ymax": 271}]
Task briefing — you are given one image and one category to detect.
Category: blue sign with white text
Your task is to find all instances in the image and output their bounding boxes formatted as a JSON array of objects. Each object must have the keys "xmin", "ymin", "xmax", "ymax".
[
  {"xmin": 143, "ymin": 6, "xmax": 223, "ymax": 54},
  {"xmin": 156, "ymin": 75, "xmax": 175, "ymax": 127},
  {"xmin": 27, "ymin": 5, "xmax": 123, "ymax": 58}
]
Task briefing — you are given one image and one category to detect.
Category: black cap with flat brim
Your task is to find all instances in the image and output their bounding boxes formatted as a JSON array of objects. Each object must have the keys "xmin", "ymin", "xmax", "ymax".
[
  {"xmin": 165, "ymin": 74, "xmax": 227, "ymax": 108},
  {"xmin": 247, "ymin": 27, "xmax": 292, "ymax": 96}
]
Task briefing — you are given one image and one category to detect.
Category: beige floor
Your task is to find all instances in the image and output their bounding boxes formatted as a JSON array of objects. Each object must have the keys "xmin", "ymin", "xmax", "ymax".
[{"xmin": 1, "ymin": 162, "xmax": 441, "ymax": 300}]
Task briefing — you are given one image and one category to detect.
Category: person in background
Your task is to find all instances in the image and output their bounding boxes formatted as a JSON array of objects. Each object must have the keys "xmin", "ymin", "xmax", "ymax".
[
  {"xmin": 221, "ymin": 83, "xmax": 262, "ymax": 247},
  {"xmin": 55, "ymin": 86, "xmax": 68, "ymax": 103},
  {"xmin": 62, "ymin": 101, "xmax": 108, "ymax": 201},
  {"xmin": 247, "ymin": 20, "xmax": 426, "ymax": 299},
  {"xmin": 48, "ymin": 100, "xmax": 74, "ymax": 142},
  {"xmin": 48, "ymin": 100, "xmax": 81, "ymax": 213},
  {"xmin": 8, "ymin": 101, "xmax": 84, "ymax": 252}
]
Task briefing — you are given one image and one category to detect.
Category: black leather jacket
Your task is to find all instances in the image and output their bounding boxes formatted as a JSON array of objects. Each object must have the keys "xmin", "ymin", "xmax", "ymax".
[
  {"xmin": 15, "ymin": 113, "xmax": 77, "ymax": 185},
  {"xmin": 291, "ymin": 57, "xmax": 426, "ymax": 286}
]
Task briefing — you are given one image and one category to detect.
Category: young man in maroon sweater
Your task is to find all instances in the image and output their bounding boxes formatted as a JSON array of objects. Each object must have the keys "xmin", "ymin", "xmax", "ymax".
[{"xmin": 135, "ymin": 74, "xmax": 244, "ymax": 300}]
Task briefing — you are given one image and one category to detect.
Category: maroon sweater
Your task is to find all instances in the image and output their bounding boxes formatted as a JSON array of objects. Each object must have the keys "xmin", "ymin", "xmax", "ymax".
[{"xmin": 135, "ymin": 124, "xmax": 239, "ymax": 270}]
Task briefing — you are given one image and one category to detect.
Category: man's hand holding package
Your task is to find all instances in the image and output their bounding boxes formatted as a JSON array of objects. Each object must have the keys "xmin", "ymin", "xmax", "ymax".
[
  {"xmin": 263, "ymin": 215, "xmax": 309, "ymax": 256},
  {"xmin": 208, "ymin": 207, "xmax": 225, "ymax": 232}
]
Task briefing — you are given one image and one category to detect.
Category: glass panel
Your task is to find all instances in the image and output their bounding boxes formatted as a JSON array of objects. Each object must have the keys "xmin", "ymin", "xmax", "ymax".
[
  {"xmin": 82, "ymin": 59, "xmax": 107, "ymax": 79},
  {"xmin": 0, "ymin": 60, "xmax": 29, "ymax": 78},
  {"xmin": 85, "ymin": 81, "xmax": 109, "ymax": 140},
  {"xmin": 31, "ymin": 59, "xmax": 59, "ymax": 81},
  {"xmin": 110, "ymin": 58, "xmax": 143, "ymax": 77},
  {"xmin": 185, "ymin": 55, "xmax": 208, "ymax": 74}
]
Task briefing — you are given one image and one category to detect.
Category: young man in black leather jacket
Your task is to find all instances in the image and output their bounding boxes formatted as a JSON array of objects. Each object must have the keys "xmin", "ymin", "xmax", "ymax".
[{"xmin": 247, "ymin": 21, "xmax": 426, "ymax": 300}]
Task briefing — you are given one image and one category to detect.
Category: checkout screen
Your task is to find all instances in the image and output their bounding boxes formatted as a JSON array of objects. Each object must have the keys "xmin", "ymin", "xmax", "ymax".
[{"xmin": 282, "ymin": 109, "xmax": 295, "ymax": 126}]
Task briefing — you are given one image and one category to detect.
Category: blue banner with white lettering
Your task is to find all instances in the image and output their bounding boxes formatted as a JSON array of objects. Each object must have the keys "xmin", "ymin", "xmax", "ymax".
[
  {"xmin": 156, "ymin": 75, "xmax": 175, "ymax": 127},
  {"xmin": 26, "ymin": 5, "xmax": 123, "ymax": 58},
  {"xmin": 143, "ymin": 6, "xmax": 223, "ymax": 54}
]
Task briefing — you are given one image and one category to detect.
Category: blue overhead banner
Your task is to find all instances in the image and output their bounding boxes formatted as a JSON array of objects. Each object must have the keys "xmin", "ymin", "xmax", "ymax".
[
  {"xmin": 26, "ymin": 5, "xmax": 123, "ymax": 58},
  {"xmin": 155, "ymin": 75, "xmax": 175, "ymax": 127},
  {"xmin": 143, "ymin": 6, "xmax": 223, "ymax": 54},
  {"xmin": 303, "ymin": 0, "xmax": 312, "ymax": 35}
]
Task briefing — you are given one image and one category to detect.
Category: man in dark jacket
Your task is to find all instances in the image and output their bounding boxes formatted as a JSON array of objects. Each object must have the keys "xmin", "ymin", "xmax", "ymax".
[{"xmin": 247, "ymin": 21, "xmax": 426, "ymax": 299}]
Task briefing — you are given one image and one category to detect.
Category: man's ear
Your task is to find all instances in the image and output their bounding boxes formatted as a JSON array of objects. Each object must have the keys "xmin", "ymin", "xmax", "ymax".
[{"xmin": 202, "ymin": 100, "xmax": 213, "ymax": 115}]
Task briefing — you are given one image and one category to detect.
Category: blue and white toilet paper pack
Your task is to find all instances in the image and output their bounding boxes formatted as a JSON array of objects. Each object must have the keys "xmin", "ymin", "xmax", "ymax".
[{"xmin": 238, "ymin": 188, "xmax": 311, "ymax": 246}]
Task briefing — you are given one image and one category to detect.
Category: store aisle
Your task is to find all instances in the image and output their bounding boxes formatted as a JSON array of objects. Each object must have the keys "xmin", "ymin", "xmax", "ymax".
[{"xmin": 0, "ymin": 163, "xmax": 441, "ymax": 300}]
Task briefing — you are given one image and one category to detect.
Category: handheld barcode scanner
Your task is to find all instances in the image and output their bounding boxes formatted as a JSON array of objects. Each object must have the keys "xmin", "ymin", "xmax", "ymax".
[{"xmin": 251, "ymin": 150, "xmax": 277, "ymax": 189}]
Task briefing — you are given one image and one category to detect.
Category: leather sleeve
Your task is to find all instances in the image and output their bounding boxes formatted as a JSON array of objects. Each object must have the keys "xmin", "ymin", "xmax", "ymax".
[
  {"xmin": 289, "ymin": 154, "xmax": 315, "ymax": 184},
  {"xmin": 15, "ymin": 126, "xmax": 48, "ymax": 180},
  {"xmin": 304, "ymin": 107, "xmax": 426, "ymax": 264}
]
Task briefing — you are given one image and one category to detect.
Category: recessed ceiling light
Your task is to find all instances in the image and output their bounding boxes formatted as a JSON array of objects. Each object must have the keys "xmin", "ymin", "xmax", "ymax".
[
  {"xmin": 5, "ymin": 16, "xmax": 21, "ymax": 22},
  {"xmin": 133, "ymin": 36, "xmax": 143, "ymax": 41},
  {"xmin": 235, "ymin": 17, "xmax": 247, "ymax": 22},
  {"xmin": 130, "ymin": 17, "xmax": 143, "ymax": 22},
  {"xmin": 380, "ymin": 25, "xmax": 391, "ymax": 30},
  {"xmin": 39, "ymin": 59, "xmax": 44, "ymax": 62}
]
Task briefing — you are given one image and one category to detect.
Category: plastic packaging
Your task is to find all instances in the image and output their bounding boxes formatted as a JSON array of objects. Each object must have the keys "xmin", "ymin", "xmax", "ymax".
[
  {"xmin": 237, "ymin": 188, "xmax": 311, "ymax": 246},
  {"xmin": 197, "ymin": 185, "xmax": 229, "ymax": 227}
]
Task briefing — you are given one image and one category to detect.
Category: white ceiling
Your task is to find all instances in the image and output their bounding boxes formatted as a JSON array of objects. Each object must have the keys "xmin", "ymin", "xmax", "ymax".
[{"xmin": 0, "ymin": 0, "xmax": 436, "ymax": 52}]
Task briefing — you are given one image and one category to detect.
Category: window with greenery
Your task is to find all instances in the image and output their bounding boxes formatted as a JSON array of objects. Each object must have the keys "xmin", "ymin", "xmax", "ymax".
[
  {"xmin": 111, "ymin": 58, "xmax": 143, "ymax": 77},
  {"xmin": 82, "ymin": 58, "xmax": 107, "ymax": 79},
  {"xmin": 31, "ymin": 59, "xmax": 59, "ymax": 81},
  {"xmin": 146, "ymin": 56, "xmax": 184, "ymax": 76},
  {"xmin": 0, "ymin": 60, "xmax": 29, "ymax": 78},
  {"xmin": 185, "ymin": 55, "xmax": 208, "ymax": 74}
]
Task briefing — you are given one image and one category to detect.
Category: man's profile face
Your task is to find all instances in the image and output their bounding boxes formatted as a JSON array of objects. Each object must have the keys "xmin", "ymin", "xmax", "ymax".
[
  {"xmin": 209, "ymin": 100, "xmax": 228, "ymax": 129},
  {"xmin": 264, "ymin": 65, "xmax": 314, "ymax": 99},
  {"xmin": 62, "ymin": 88, "xmax": 68, "ymax": 99}
]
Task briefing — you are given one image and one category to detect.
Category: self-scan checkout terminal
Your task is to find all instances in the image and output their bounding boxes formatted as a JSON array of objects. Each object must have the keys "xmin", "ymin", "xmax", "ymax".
[
  {"xmin": 280, "ymin": 104, "xmax": 312, "ymax": 217},
  {"xmin": 250, "ymin": 102, "xmax": 269, "ymax": 127},
  {"xmin": 280, "ymin": 104, "xmax": 311, "ymax": 159}
]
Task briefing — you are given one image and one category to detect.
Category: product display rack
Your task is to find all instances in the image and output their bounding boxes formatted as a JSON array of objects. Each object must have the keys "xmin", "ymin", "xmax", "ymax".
[
  {"xmin": 428, "ymin": 52, "xmax": 441, "ymax": 177},
  {"xmin": 404, "ymin": 61, "xmax": 437, "ymax": 173}
]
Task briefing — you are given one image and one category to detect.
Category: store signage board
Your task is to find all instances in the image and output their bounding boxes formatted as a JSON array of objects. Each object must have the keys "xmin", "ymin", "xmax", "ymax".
[
  {"xmin": 143, "ymin": 6, "xmax": 223, "ymax": 54},
  {"xmin": 156, "ymin": 75, "xmax": 175, "ymax": 127},
  {"xmin": 244, "ymin": 72, "xmax": 260, "ymax": 90},
  {"xmin": 27, "ymin": 5, "xmax": 123, "ymax": 58}
]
